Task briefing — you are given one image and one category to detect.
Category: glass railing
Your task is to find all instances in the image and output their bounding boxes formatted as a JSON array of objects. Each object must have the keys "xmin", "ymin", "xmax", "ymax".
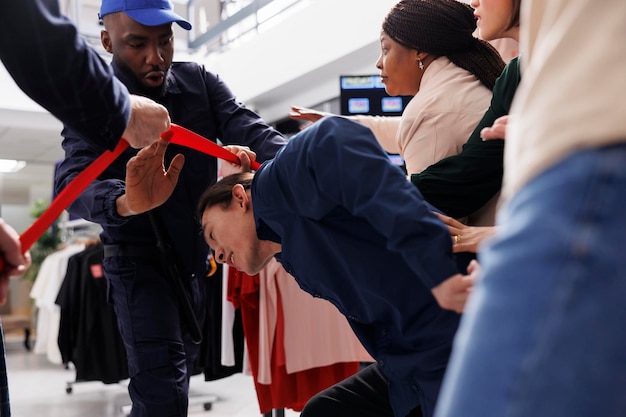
[
  {"xmin": 60, "ymin": 0, "xmax": 308, "ymax": 57},
  {"xmin": 187, "ymin": 0, "xmax": 308, "ymax": 53}
]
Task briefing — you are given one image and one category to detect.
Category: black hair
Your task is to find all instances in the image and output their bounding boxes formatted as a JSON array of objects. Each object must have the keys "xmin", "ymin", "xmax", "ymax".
[
  {"xmin": 382, "ymin": 0, "xmax": 505, "ymax": 90},
  {"xmin": 196, "ymin": 172, "xmax": 254, "ymax": 219}
]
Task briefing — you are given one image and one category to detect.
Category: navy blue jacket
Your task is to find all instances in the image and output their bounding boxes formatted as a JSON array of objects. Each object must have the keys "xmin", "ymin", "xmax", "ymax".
[
  {"xmin": 253, "ymin": 117, "xmax": 460, "ymax": 417},
  {"xmin": 55, "ymin": 62, "xmax": 286, "ymax": 279},
  {"xmin": 0, "ymin": 0, "xmax": 130, "ymax": 148}
]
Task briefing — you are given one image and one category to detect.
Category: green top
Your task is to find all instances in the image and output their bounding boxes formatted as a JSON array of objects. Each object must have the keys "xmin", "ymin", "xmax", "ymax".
[{"xmin": 411, "ymin": 56, "xmax": 521, "ymax": 218}]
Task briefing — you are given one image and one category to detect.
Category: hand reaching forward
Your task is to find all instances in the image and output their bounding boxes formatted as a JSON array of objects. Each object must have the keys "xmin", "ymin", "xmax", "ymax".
[
  {"xmin": 122, "ymin": 95, "xmax": 171, "ymax": 149},
  {"xmin": 288, "ymin": 105, "xmax": 329, "ymax": 123},
  {"xmin": 480, "ymin": 115, "xmax": 509, "ymax": 141},
  {"xmin": 434, "ymin": 212, "xmax": 497, "ymax": 253},
  {"xmin": 116, "ymin": 134, "xmax": 184, "ymax": 217},
  {"xmin": 431, "ymin": 260, "xmax": 480, "ymax": 313}
]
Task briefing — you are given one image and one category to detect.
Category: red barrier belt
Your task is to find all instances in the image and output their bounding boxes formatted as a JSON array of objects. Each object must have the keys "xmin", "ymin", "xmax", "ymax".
[
  {"xmin": 21, "ymin": 138, "xmax": 129, "ymax": 252},
  {"xmin": 169, "ymin": 124, "xmax": 261, "ymax": 171},
  {"xmin": 1, "ymin": 124, "xmax": 259, "ymax": 271}
]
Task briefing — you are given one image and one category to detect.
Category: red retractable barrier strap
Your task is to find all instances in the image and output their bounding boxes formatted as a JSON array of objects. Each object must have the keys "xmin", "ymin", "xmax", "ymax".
[
  {"xmin": 0, "ymin": 139, "xmax": 129, "ymax": 272},
  {"xmin": 21, "ymin": 138, "xmax": 130, "ymax": 251},
  {"xmin": 167, "ymin": 124, "xmax": 261, "ymax": 170},
  {"xmin": 1, "ymin": 124, "xmax": 256, "ymax": 271}
]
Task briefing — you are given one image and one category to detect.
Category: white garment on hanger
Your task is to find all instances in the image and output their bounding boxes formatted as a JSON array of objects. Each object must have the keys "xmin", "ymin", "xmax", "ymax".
[
  {"xmin": 30, "ymin": 244, "xmax": 85, "ymax": 364},
  {"xmin": 221, "ymin": 264, "xmax": 236, "ymax": 367}
]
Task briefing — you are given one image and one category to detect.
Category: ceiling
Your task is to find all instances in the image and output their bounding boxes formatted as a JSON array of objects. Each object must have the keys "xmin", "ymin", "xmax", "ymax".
[{"xmin": 0, "ymin": 108, "xmax": 64, "ymax": 206}]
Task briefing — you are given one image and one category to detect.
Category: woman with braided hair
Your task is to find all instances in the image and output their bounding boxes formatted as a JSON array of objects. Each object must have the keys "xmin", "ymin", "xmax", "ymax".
[{"xmin": 291, "ymin": 0, "xmax": 504, "ymax": 175}]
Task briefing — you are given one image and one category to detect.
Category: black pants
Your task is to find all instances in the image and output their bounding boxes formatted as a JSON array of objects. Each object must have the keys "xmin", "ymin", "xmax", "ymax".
[{"xmin": 300, "ymin": 364, "xmax": 422, "ymax": 417}]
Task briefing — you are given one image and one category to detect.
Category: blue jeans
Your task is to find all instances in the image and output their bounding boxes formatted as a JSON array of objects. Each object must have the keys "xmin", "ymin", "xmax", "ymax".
[{"xmin": 435, "ymin": 143, "xmax": 626, "ymax": 417}]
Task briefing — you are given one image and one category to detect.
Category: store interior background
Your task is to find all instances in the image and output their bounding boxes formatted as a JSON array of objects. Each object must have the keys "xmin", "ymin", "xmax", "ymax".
[
  {"xmin": 0, "ymin": 0, "xmax": 398, "ymax": 312},
  {"xmin": 0, "ymin": 1, "xmax": 521, "ymax": 415}
]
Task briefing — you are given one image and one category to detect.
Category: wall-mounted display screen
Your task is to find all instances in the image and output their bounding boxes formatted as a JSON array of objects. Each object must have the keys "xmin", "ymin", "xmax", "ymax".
[
  {"xmin": 340, "ymin": 75, "xmax": 411, "ymax": 117},
  {"xmin": 340, "ymin": 75, "xmax": 412, "ymax": 171}
]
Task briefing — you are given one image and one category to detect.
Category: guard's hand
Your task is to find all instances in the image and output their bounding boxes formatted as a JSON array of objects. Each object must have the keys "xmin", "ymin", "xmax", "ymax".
[
  {"xmin": 220, "ymin": 145, "xmax": 256, "ymax": 177},
  {"xmin": 431, "ymin": 260, "xmax": 479, "ymax": 313},
  {"xmin": 122, "ymin": 95, "xmax": 171, "ymax": 149},
  {"xmin": 117, "ymin": 133, "xmax": 184, "ymax": 216}
]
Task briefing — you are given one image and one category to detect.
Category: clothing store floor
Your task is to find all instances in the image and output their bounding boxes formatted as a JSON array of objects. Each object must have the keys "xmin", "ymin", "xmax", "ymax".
[{"xmin": 4, "ymin": 334, "xmax": 300, "ymax": 417}]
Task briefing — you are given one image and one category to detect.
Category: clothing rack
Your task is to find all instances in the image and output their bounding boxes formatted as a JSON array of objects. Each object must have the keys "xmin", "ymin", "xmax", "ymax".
[
  {"xmin": 55, "ymin": 240, "xmax": 129, "ymax": 395},
  {"xmin": 119, "ymin": 394, "xmax": 218, "ymax": 416},
  {"xmin": 50, "ymin": 219, "xmax": 126, "ymax": 397},
  {"xmin": 57, "ymin": 229, "xmax": 217, "ymax": 416}
]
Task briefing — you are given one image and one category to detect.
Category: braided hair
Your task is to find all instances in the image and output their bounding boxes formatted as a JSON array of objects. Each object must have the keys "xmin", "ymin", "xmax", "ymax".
[{"xmin": 382, "ymin": 0, "xmax": 504, "ymax": 90}]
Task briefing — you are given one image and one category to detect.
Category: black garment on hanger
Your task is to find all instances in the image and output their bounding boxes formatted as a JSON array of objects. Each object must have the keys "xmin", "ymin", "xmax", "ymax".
[
  {"xmin": 56, "ymin": 243, "xmax": 128, "ymax": 383},
  {"xmin": 198, "ymin": 263, "xmax": 245, "ymax": 381}
]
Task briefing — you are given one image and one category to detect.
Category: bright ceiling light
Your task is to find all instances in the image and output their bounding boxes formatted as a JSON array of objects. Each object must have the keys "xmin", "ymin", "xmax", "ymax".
[{"xmin": 0, "ymin": 159, "xmax": 26, "ymax": 173}]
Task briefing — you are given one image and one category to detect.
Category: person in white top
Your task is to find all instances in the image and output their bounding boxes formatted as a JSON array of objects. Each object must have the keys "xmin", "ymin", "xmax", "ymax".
[
  {"xmin": 290, "ymin": 0, "xmax": 504, "ymax": 175},
  {"xmin": 434, "ymin": 1, "xmax": 626, "ymax": 416}
]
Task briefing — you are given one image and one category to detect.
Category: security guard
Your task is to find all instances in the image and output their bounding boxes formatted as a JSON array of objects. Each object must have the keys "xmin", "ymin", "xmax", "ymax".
[{"xmin": 54, "ymin": 1, "xmax": 286, "ymax": 415}]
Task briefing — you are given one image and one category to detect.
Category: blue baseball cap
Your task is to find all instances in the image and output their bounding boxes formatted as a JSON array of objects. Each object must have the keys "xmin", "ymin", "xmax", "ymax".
[{"xmin": 99, "ymin": 0, "xmax": 192, "ymax": 30}]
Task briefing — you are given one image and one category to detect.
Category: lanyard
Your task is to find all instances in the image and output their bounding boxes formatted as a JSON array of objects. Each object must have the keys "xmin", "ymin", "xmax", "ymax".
[{"xmin": 1, "ymin": 124, "xmax": 260, "ymax": 270}]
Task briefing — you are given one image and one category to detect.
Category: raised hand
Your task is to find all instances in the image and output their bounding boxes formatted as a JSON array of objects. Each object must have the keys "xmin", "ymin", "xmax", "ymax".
[{"xmin": 117, "ymin": 133, "xmax": 184, "ymax": 217}]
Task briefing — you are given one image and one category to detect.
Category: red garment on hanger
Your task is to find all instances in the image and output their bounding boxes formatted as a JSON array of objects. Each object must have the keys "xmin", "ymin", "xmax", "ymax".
[{"xmin": 227, "ymin": 268, "xmax": 359, "ymax": 413}]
